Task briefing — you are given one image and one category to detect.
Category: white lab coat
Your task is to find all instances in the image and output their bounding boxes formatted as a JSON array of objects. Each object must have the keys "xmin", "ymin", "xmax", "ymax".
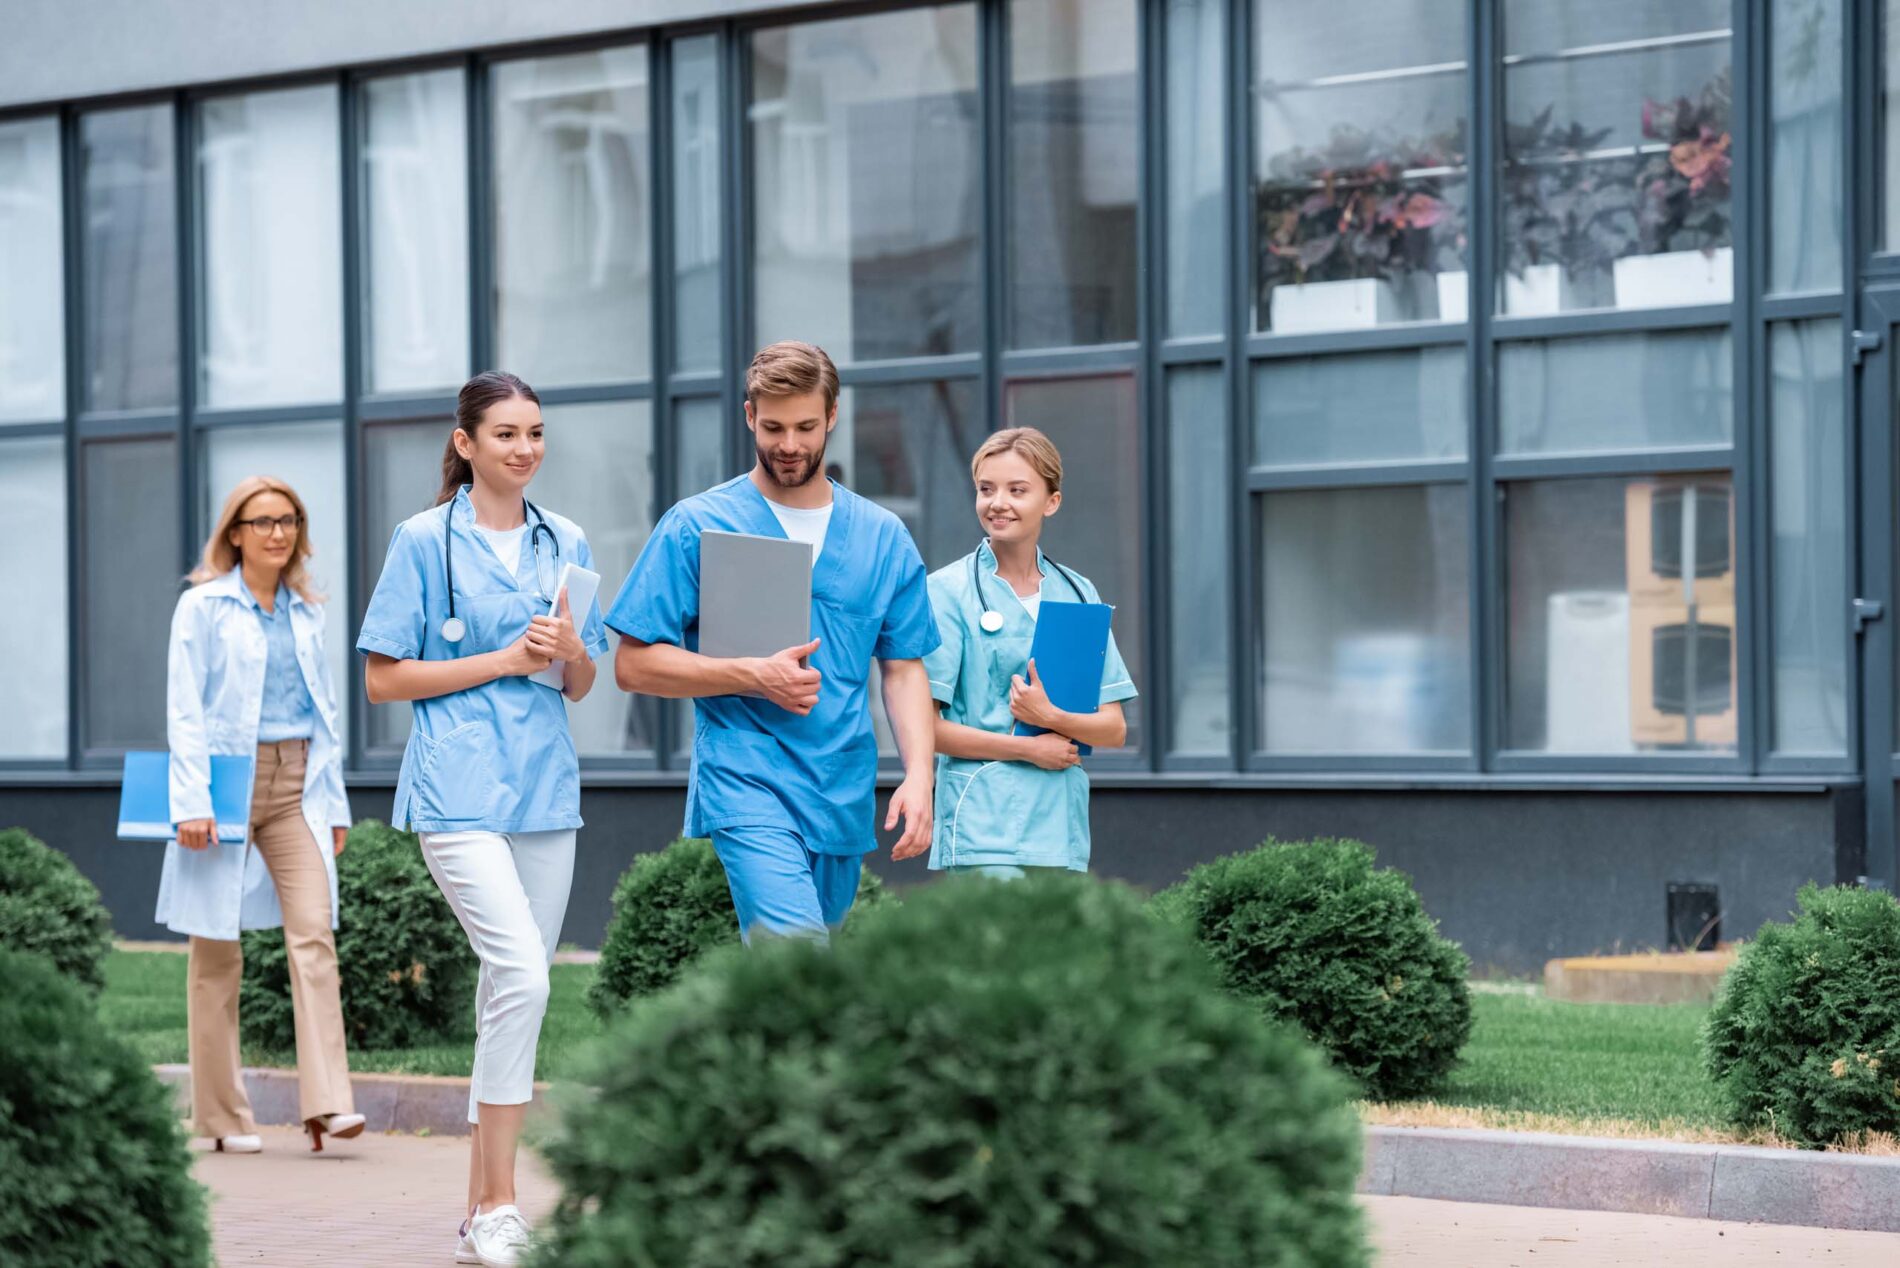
[{"xmin": 155, "ymin": 567, "xmax": 351, "ymax": 940}]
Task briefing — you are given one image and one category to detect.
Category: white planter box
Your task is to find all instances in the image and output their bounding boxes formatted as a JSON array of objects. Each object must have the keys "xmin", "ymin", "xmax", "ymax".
[
  {"xmin": 1500, "ymin": 263, "xmax": 1573, "ymax": 316},
  {"xmin": 1270, "ymin": 277, "xmax": 1400, "ymax": 333},
  {"xmin": 1435, "ymin": 271, "xmax": 1469, "ymax": 323},
  {"xmin": 1612, "ymin": 247, "xmax": 1733, "ymax": 309}
]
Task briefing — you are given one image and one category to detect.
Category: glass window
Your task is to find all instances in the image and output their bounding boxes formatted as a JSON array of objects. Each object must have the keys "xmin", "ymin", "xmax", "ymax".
[
  {"xmin": 1886, "ymin": 0, "xmax": 1900, "ymax": 249},
  {"xmin": 1498, "ymin": 329, "xmax": 1732, "ymax": 457},
  {"xmin": 0, "ymin": 437, "xmax": 69, "ymax": 757},
  {"xmin": 81, "ymin": 105, "xmax": 178, "ymax": 414},
  {"xmin": 1768, "ymin": 321, "xmax": 1845, "ymax": 755},
  {"xmin": 671, "ymin": 35, "xmax": 723, "ymax": 373},
  {"xmin": 1770, "ymin": 0, "xmax": 1842, "ymax": 293},
  {"xmin": 835, "ymin": 378, "xmax": 985, "ymax": 572},
  {"xmin": 1008, "ymin": 0, "xmax": 1139, "ymax": 348},
  {"xmin": 363, "ymin": 69, "xmax": 470, "ymax": 395},
  {"xmin": 1505, "ymin": 474, "xmax": 1737, "ymax": 754},
  {"xmin": 1255, "ymin": 346, "xmax": 1465, "ymax": 467},
  {"xmin": 1260, "ymin": 484, "xmax": 1470, "ymax": 754},
  {"xmin": 1167, "ymin": 367, "xmax": 1230, "ymax": 757},
  {"xmin": 0, "ymin": 116, "xmax": 65, "ymax": 424},
  {"xmin": 199, "ymin": 85, "xmax": 343, "ymax": 409},
  {"xmin": 1253, "ymin": 0, "xmax": 1468, "ymax": 333},
  {"xmin": 201, "ymin": 422, "xmax": 350, "ymax": 748},
  {"xmin": 1005, "ymin": 374, "xmax": 1144, "ymax": 748},
  {"xmin": 751, "ymin": 7, "xmax": 981, "ymax": 363},
  {"xmin": 1166, "ymin": 0, "xmax": 1226, "ymax": 338},
  {"xmin": 361, "ymin": 419, "xmax": 446, "ymax": 750},
  {"xmin": 675, "ymin": 394, "xmax": 731, "ymax": 502},
  {"xmin": 84, "ymin": 436, "xmax": 179, "ymax": 750},
  {"xmin": 1501, "ymin": 2, "xmax": 1732, "ymax": 313},
  {"xmin": 493, "ymin": 47, "xmax": 652, "ymax": 387}
]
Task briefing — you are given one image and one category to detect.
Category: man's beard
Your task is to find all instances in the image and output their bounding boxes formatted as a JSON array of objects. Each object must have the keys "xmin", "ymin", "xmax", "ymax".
[{"xmin": 756, "ymin": 437, "xmax": 827, "ymax": 488}]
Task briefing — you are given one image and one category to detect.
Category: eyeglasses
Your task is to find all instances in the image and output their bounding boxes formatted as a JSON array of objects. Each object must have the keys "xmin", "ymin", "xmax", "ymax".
[{"xmin": 239, "ymin": 514, "xmax": 303, "ymax": 537}]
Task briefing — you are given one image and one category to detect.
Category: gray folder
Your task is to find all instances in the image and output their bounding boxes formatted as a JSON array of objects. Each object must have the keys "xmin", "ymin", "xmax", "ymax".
[{"xmin": 698, "ymin": 530, "xmax": 813, "ymax": 663}]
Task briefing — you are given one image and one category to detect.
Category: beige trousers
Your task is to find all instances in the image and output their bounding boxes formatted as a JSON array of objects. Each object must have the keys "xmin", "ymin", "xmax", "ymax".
[{"xmin": 188, "ymin": 739, "xmax": 353, "ymax": 1136}]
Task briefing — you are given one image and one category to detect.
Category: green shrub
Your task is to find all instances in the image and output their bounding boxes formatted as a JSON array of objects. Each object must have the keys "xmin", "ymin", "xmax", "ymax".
[
  {"xmin": 241, "ymin": 820, "xmax": 477, "ymax": 1050},
  {"xmin": 1704, "ymin": 883, "xmax": 1900, "ymax": 1147},
  {"xmin": 586, "ymin": 837, "xmax": 893, "ymax": 1019},
  {"xmin": 1152, "ymin": 838, "xmax": 1472, "ymax": 1101},
  {"xmin": 0, "ymin": 946, "xmax": 210, "ymax": 1267},
  {"xmin": 0, "ymin": 827, "xmax": 115, "ymax": 992},
  {"xmin": 538, "ymin": 874, "xmax": 1366, "ymax": 1268}
]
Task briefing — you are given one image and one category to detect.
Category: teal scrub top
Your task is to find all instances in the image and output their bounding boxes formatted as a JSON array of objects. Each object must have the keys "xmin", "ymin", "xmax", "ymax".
[
  {"xmin": 355, "ymin": 487, "xmax": 610, "ymax": 835},
  {"xmin": 604, "ymin": 476, "xmax": 940, "ymax": 856},
  {"xmin": 923, "ymin": 541, "xmax": 1138, "ymax": 872}
]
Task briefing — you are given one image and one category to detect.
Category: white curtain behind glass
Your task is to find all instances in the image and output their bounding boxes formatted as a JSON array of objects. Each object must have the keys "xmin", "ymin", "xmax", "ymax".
[
  {"xmin": 0, "ymin": 118, "xmax": 65, "ymax": 423},
  {"xmin": 0, "ymin": 439, "xmax": 68, "ymax": 755},
  {"xmin": 366, "ymin": 70, "xmax": 470, "ymax": 394},
  {"xmin": 203, "ymin": 423, "xmax": 351, "ymax": 747},
  {"xmin": 200, "ymin": 86, "xmax": 343, "ymax": 409}
]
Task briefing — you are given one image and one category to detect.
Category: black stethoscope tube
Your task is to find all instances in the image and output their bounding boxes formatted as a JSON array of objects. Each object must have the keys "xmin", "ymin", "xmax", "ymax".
[
  {"xmin": 440, "ymin": 498, "xmax": 560, "ymax": 644},
  {"xmin": 972, "ymin": 546, "xmax": 1086, "ymax": 635}
]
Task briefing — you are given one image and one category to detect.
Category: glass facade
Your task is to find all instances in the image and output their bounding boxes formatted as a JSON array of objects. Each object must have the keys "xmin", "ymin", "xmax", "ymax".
[{"xmin": 0, "ymin": 0, "xmax": 1874, "ymax": 792}]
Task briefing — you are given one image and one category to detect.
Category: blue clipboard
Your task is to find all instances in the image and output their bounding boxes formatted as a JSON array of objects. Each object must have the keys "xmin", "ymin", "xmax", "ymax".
[
  {"xmin": 118, "ymin": 751, "xmax": 254, "ymax": 843},
  {"xmin": 1010, "ymin": 601, "xmax": 1113, "ymax": 758}
]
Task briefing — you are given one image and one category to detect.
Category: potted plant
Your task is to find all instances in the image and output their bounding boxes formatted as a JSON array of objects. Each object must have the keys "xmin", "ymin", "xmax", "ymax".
[
  {"xmin": 1255, "ymin": 124, "xmax": 1464, "ymax": 331},
  {"xmin": 1615, "ymin": 68, "xmax": 1733, "ymax": 307},
  {"xmin": 1499, "ymin": 107, "xmax": 1635, "ymax": 314}
]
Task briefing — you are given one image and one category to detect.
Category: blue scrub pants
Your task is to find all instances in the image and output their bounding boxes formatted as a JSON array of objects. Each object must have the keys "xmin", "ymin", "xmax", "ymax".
[{"xmin": 711, "ymin": 827, "xmax": 862, "ymax": 944}]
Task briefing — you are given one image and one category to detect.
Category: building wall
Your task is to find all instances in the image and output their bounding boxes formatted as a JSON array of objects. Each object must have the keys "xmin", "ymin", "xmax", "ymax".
[{"xmin": 3, "ymin": 780, "xmax": 1849, "ymax": 976}]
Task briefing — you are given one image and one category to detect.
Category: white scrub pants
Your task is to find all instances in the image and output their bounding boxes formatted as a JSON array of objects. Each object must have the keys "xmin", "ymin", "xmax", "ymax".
[{"xmin": 418, "ymin": 829, "xmax": 575, "ymax": 1124}]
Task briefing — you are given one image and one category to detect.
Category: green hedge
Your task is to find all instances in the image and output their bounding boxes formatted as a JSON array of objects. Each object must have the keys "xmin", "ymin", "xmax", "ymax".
[
  {"xmin": 586, "ymin": 837, "xmax": 891, "ymax": 1020},
  {"xmin": 241, "ymin": 820, "xmax": 477, "ymax": 1050},
  {"xmin": 1152, "ymin": 838, "xmax": 1472, "ymax": 1101},
  {"xmin": 0, "ymin": 947, "xmax": 210, "ymax": 1267},
  {"xmin": 1704, "ymin": 883, "xmax": 1900, "ymax": 1147},
  {"xmin": 538, "ymin": 874, "xmax": 1366, "ymax": 1268},
  {"xmin": 0, "ymin": 827, "xmax": 115, "ymax": 992}
]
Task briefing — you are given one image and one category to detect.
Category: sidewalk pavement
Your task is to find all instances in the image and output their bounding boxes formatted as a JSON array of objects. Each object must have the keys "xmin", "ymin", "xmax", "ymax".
[
  {"xmin": 193, "ymin": 1128, "xmax": 1900, "ymax": 1267},
  {"xmin": 195, "ymin": 1126, "xmax": 556, "ymax": 1267}
]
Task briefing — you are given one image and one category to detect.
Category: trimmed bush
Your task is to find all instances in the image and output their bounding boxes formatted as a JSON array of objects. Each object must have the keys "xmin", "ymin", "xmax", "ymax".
[
  {"xmin": 538, "ymin": 874, "xmax": 1367, "ymax": 1268},
  {"xmin": 0, "ymin": 946, "xmax": 210, "ymax": 1267},
  {"xmin": 586, "ymin": 837, "xmax": 892, "ymax": 1019},
  {"xmin": 1152, "ymin": 838, "xmax": 1472, "ymax": 1101},
  {"xmin": 241, "ymin": 820, "xmax": 477, "ymax": 1050},
  {"xmin": 1704, "ymin": 883, "xmax": 1900, "ymax": 1147},
  {"xmin": 0, "ymin": 827, "xmax": 115, "ymax": 992}
]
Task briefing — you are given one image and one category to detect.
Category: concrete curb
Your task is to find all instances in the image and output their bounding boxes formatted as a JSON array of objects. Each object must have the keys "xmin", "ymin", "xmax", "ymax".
[
  {"xmin": 1361, "ymin": 1126, "xmax": 1900, "ymax": 1234},
  {"xmin": 154, "ymin": 1065, "xmax": 548, "ymax": 1139}
]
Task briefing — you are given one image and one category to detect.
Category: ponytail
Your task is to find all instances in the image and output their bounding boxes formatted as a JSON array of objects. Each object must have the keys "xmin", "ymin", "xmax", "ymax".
[{"xmin": 434, "ymin": 370, "xmax": 541, "ymax": 507}]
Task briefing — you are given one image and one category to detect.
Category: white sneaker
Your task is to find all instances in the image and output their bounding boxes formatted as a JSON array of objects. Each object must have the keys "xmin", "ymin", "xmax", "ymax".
[
  {"xmin": 467, "ymin": 1205, "xmax": 533, "ymax": 1267},
  {"xmin": 213, "ymin": 1134, "xmax": 262, "ymax": 1153},
  {"xmin": 455, "ymin": 1213, "xmax": 482, "ymax": 1264}
]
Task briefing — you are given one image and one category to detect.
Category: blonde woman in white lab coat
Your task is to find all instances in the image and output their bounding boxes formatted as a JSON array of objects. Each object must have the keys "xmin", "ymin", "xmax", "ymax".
[{"xmin": 158, "ymin": 476, "xmax": 363, "ymax": 1154}]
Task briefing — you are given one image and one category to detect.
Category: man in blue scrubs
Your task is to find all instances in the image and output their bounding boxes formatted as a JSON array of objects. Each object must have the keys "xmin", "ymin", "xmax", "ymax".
[{"xmin": 607, "ymin": 341, "xmax": 939, "ymax": 941}]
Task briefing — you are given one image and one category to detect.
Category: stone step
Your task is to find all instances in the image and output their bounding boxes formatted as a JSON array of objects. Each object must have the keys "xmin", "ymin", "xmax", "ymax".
[{"xmin": 1543, "ymin": 949, "xmax": 1736, "ymax": 1005}]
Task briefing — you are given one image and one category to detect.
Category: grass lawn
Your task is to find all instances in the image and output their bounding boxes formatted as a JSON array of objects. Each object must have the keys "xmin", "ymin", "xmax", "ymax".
[{"xmin": 100, "ymin": 948, "xmax": 603, "ymax": 1083}]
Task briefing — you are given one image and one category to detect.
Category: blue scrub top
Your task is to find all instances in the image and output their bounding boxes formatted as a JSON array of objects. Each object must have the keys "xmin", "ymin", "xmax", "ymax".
[
  {"xmin": 605, "ymin": 476, "xmax": 940, "ymax": 856},
  {"xmin": 355, "ymin": 486, "xmax": 609, "ymax": 835},
  {"xmin": 922, "ymin": 542, "xmax": 1138, "ymax": 872}
]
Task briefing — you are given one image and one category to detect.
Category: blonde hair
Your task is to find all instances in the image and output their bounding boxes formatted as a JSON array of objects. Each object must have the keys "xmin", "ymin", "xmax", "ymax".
[
  {"xmin": 190, "ymin": 476, "xmax": 323, "ymax": 604},
  {"xmin": 970, "ymin": 427, "xmax": 1063, "ymax": 493},
  {"xmin": 746, "ymin": 341, "xmax": 839, "ymax": 413}
]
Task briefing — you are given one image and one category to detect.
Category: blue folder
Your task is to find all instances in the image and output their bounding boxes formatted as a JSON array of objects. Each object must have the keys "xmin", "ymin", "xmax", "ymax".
[
  {"xmin": 117, "ymin": 751, "xmax": 254, "ymax": 843},
  {"xmin": 1010, "ymin": 600, "xmax": 1114, "ymax": 758}
]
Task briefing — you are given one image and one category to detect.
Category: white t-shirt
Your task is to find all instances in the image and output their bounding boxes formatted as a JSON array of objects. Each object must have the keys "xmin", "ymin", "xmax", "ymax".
[
  {"xmin": 477, "ymin": 522, "xmax": 528, "ymax": 577},
  {"xmin": 1014, "ymin": 590, "xmax": 1043, "ymax": 623},
  {"xmin": 766, "ymin": 500, "xmax": 834, "ymax": 562}
]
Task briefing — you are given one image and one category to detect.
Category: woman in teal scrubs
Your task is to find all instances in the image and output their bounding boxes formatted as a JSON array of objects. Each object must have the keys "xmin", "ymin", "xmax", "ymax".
[{"xmin": 923, "ymin": 427, "xmax": 1138, "ymax": 876}]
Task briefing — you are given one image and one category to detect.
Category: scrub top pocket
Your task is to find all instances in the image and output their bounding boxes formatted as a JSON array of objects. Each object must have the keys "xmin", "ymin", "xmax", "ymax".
[
  {"xmin": 413, "ymin": 721, "xmax": 504, "ymax": 824},
  {"xmin": 462, "ymin": 590, "xmax": 541, "ymax": 656}
]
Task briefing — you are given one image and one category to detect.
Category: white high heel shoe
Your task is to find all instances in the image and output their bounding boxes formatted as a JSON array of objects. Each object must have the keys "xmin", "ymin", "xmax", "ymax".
[
  {"xmin": 304, "ymin": 1112, "xmax": 367, "ymax": 1152},
  {"xmin": 213, "ymin": 1134, "xmax": 262, "ymax": 1153}
]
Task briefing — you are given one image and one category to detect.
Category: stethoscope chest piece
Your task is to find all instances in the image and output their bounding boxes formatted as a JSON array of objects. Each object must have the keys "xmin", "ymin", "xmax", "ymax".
[
  {"xmin": 440, "ymin": 615, "xmax": 467, "ymax": 644},
  {"xmin": 978, "ymin": 609, "xmax": 1006, "ymax": 634}
]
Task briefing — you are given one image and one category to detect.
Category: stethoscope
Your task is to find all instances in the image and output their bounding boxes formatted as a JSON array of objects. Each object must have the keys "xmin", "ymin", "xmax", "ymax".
[
  {"xmin": 440, "ymin": 499, "xmax": 560, "ymax": 644},
  {"xmin": 973, "ymin": 545, "xmax": 1086, "ymax": 634}
]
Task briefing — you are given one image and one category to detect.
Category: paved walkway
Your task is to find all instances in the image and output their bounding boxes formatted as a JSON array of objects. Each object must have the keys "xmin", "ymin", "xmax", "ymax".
[{"xmin": 195, "ymin": 1129, "xmax": 1900, "ymax": 1266}]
